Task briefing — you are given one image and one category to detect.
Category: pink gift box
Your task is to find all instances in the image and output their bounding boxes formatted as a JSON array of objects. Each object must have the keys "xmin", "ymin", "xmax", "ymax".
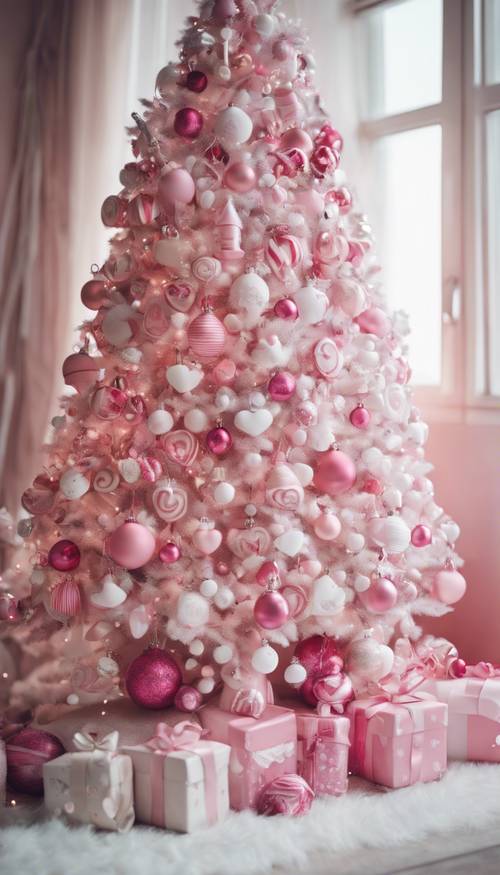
[
  {"xmin": 294, "ymin": 708, "xmax": 350, "ymax": 796},
  {"xmin": 421, "ymin": 678, "xmax": 500, "ymax": 763},
  {"xmin": 199, "ymin": 704, "xmax": 297, "ymax": 811},
  {"xmin": 347, "ymin": 695, "xmax": 448, "ymax": 789}
]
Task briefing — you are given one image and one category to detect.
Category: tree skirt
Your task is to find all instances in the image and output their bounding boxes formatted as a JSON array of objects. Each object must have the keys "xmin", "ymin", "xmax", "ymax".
[{"xmin": 1, "ymin": 763, "xmax": 499, "ymax": 875}]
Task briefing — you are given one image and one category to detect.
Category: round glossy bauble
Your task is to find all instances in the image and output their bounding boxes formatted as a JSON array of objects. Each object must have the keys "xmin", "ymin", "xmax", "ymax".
[
  {"xmin": 256, "ymin": 560, "xmax": 280, "ymax": 586},
  {"xmin": 213, "ymin": 480, "xmax": 235, "ymax": 504},
  {"xmin": 107, "ymin": 520, "xmax": 156, "ymax": 569},
  {"xmin": 314, "ymin": 450, "xmax": 356, "ymax": 496},
  {"xmin": 213, "ymin": 586, "xmax": 235, "ymax": 610},
  {"xmin": 411, "ymin": 524, "xmax": 432, "ymax": 547},
  {"xmin": 349, "ymin": 404, "xmax": 371, "ymax": 429},
  {"xmin": 223, "ymin": 161, "xmax": 256, "ymax": 193},
  {"xmin": 81, "ymin": 279, "xmax": 107, "ymax": 310},
  {"xmin": 188, "ymin": 312, "xmax": 226, "ymax": 359},
  {"xmin": 284, "ymin": 662, "xmax": 308, "ymax": 685},
  {"xmin": 51, "ymin": 577, "xmax": 81, "ymax": 617},
  {"xmin": 206, "ymin": 426, "xmax": 232, "ymax": 456},
  {"xmin": 251, "ymin": 643, "xmax": 279, "ymax": 674},
  {"xmin": 449, "ymin": 657, "xmax": 467, "ymax": 678},
  {"xmin": 174, "ymin": 107, "xmax": 203, "ymax": 139},
  {"xmin": 257, "ymin": 774, "xmax": 314, "ymax": 817},
  {"xmin": 314, "ymin": 512, "xmax": 341, "ymax": 541},
  {"xmin": 159, "ymin": 167, "xmax": 195, "ymax": 205},
  {"xmin": 254, "ymin": 590, "xmax": 290, "ymax": 630},
  {"xmin": 360, "ymin": 577, "xmax": 398, "ymax": 613},
  {"xmin": 147, "ymin": 409, "xmax": 174, "ymax": 435},
  {"xmin": 126, "ymin": 648, "xmax": 182, "ymax": 709},
  {"xmin": 186, "ymin": 70, "xmax": 208, "ymax": 93},
  {"xmin": 346, "ymin": 638, "xmax": 394, "ymax": 681},
  {"xmin": 273, "ymin": 297, "xmax": 298, "ymax": 320},
  {"xmin": 174, "ymin": 684, "xmax": 203, "ymax": 712},
  {"xmin": 432, "ymin": 569, "xmax": 467, "ymax": 605},
  {"xmin": 280, "ymin": 127, "xmax": 314, "ymax": 156},
  {"xmin": 368, "ymin": 515, "xmax": 411, "ymax": 554},
  {"xmin": 214, "ymin": 106, "xmax": 253, "ymax": 146},
  {"xmin": 295, "ymin": 635, "xmax": 342, "ymax": 677},
  {"xmin": 48, "ymin": 539, "xmax": 80, "ymax": 572},
  {"xmin": 355, "ymin": 306, "xmax": 390, "ymax": 338},
  {"xmin": 6, "ymin": 729, "xmax": 65, "ymax": 796},
  {"xmin": 62, "ymin": 352, "xmax": 100, "ymax": 394},
  {"xmin": 268, "ymin": 371, "xmax": 296, "ymax": 401},
  {"xmin": 159, "ymin": 541, "xmax": 181, "ymax": 564}
]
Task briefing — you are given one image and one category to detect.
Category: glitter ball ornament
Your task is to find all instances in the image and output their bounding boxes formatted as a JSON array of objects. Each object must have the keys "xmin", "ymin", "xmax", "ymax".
[
  {"xmin": 359, "ymin": 576, "xmax": 398, "ymax": 613},
  {"xmin": 257, "ymin": 774, "xmax": 314, "ymax": 817},
  {"xmin": 295, "ymin": 635, "xmax": 342, "ymax": 676},
  {"xmin": 125, "ymin": 647, "xmax": 182, "ymax": 709},
  {"xmin": 350, "ymin": 404, "xmax": 371, "ymax": 429},
  {"xmin": 159, "ymin": 542, "xmax": 181, "ymax": 563},
  {"xmin": 206, "ymin": 426, "xmax": 232, "ymax": 456},
  {"xmin": 174, "ymin": 684, "xmax": 203, "ymax": 712},
  {"xmin": 106, "ymin": 520, "xmax": 156, "ymax": 569},
  {"xmin": 6, "ymin": 729, "xmax": 65, "ymax": 796},
  {"xmin": 62, "ymin": 352, "xmax": 100, "ymax": 394},
  {"xmin": 432, "ymin": 568, "xmax": 467, "ymax": 605},
  {"xmin": 313, "ymin": 449, "xmax": 356, "ymax": 496},
  {"xmin": 159, "ymin": 167, "xmax": 195, "ymax": 205},
  {"xmin": 274, "ymin": 297, "xmax": 298, "ymax": 320},
  {"xmin": 186, "ymin": 70, "xmax": 208, "ymax": 93},
  {"xmin": 174, "ymin": 107, "xmax": 203, "ymax": 139},
  {"xmin": 411, "ymin": 524, "xmax": 432, "ymax": 547},
  {"xmin": 187, "ymin": 311, "xmax": 226, "ymax": 359},
  {"xmin": 254, "ymin": 589, "xmax": 290, "ymax": 630},
  {"xmin": 48, "ymin": 539, "xmax": 80, "ymax": 572},
  {"xmin": 268, "ymin": 371, "xmax": 296, "ymax": 401},
  {"xmin": 51, "ymin": 577, "xmax": 81, "ymax": 616}
]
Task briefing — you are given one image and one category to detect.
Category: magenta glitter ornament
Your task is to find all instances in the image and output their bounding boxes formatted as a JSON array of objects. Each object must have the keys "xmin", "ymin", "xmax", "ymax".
[
  {"xmin": 257, "ymin": 774, "xmax": 314, "ymax": 817},
  {"xmin": 349, "ymin": 404, "xmax": 371, "ymax": 429},
  {"xmin": 81, "ymin": 279, "xmax": 107, "ymax": 310},
  {"xmin": 411, "ymin": 524, "xmax": 432, "ymax": 547},
  {"xmin": 295, "ymin": 635, "xmax": 343, "ymax": 677},
  {"xmin": 159, "ymin": 541, "xmax": 181, "ymax": 564},
  {"xmin": 360, "ymin": 576, "xmax": 398, "ymax": 613},
  {"xmin": 106, "ymin": 520, "xmax": 156, "ymax": 569},
  {"xmin": 48, "ymin": 539, "xmax": 80, "ymax": 572},
  {"xmin": 6, "ymin": 728, "xmax": 65, "ymax": 796},
  {"xmin": 186, "ymin": 70, "xmax": 208, "ymax": 93},
  {"xmin": 254, "ymin": 589, "xmax": 290, "ymax": 630},
  {"xmin": 432, "ymin": 569, "xmax": 467, "ymax": 605},
  {"xmin": 174, "ymin": 684, "xmax": 203, "ymax": 712},
  {"xmin": 206, "ymin": 426, "xmax": 232, "ymax": 456},
  {"xmin": 273, "ymin": 297, "xmax": 298, "ymax": 320},
  {"xmin": 62, "ymin": 352, "xmax": 100, "ymax": 394},
  {"xmin": 174, "ymin": 107, "xmax": 203, "ymax": 139},
  {"xmin": 187, "ymin": 312, "xmax": 226, "ymax": 359},
  {"xmin": 223, "ymin": 161, "xmax": 256, "ymax": 193},
  {"xmin": 314, "ymin": 449, "xmax": 356, "ymax": 496},
  {"xmin": 268, "ymin": 371, "xmax": 296, "ymax": 401},
  {"xmin": 126, "ymin": 647, "xmax": 182, "ymax": 709},
  {"xmin": 159, "ymin": 167, "xmax": 195, "ymax": 205}
]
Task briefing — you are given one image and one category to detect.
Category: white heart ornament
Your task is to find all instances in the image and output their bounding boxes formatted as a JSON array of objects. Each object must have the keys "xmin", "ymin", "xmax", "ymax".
[
  {"xmin": 90, "ymin": 575, "xmax": 127, "ymax": 609},
  {"xmin": 274, "ymin": 530, "xmax": 304, "ymax": 557},
  {"xmin": 312, "ymin": 574, "xmax": 346, "ymax": 616},
  {"xmin": 166, "ymin": 363, "xmax": 203, "ymax": 393},
  {"xmin": 234, "ymin": 408, "xmax": 273, "ymax": 437},
  {"xmin": 129, "ymin": 604, "xmax": 150, "ymax": 639},
  {"xmin": 291, "ymin": 463, "xmax": 314, "ymax": 486},
  {"xmin": 193, "ymin": 527, "xmax": 222, "ymax": 555}
]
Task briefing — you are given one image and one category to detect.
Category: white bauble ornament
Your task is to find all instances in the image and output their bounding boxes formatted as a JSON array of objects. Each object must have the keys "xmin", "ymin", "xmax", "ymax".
[
  {"xmin": 214, "ymin": 481, "xmax": 236, "ymax": 504},
  {"xmin": 214, "ymin": 587, "xmax": 235, "ymax": 610},
  {"xmin": 177, "ymin": 591, "xmax": 210, "ymax": 627},
  {"xmin": 368, "ymin": 515, "xmax": 411, "ymax": 553},
  {"xmin": 184, "ymin": 409, "xmax": 209, "ymax": 433},
  {"xmin": 214, "ymin": 106, "xmax": 253, "ymax": 146},
  {"xmin": 408, "ymin": 421, "xmax": 429, "ymax": 444},
  {"xmin": 253, "ymin": 12, "xmax": 275, "ymax": 36},
  {"xmin": 60, "ymin": 469, "xmax": 90, "ymax": 500},
  {"xmin": 147, "ymin": 409, "xmax": 174, "ymax": 435},
  {"xmin": 353, "ymin": 574, "xmax": 371, "ymax": 593},
  {"xmin": 97, "ymin": 655, "xmax": 119, "ymax": 677},
  {"xmin": 291, "ymin": 463, "xmax": 314, "ymax": 486},
  {"xmin": 441, "ymin": 520, "xmax": 460, "ymax": 542},
  {"xmin": 213, "ymin": 644, "xmax": 233, "ymax": 664},
  {"xmin": 251, "ymin": 643, "xmax": 279, "ymax": 674},
  {"xmin": 284, "ymin": 662, "xmax": 307, "ymax": 685},
  {"xmin": 383, "ymin": 487, "xmax": 403, "ymax": 509},
  {"xmin": 200, "ymin": 578, "xmax": 218, "ymax": 598},
  {"xmin": 189, "ymin": 638, "xmax": 205, "ymax": 656},
  {"xmin": 345, "ymin": 532, "xmax": 365, "ymax": 553},
  {"xmin": 198, "ymin": 677, "xmax": 216, "ymax": 694},
  {"xmin": 185, "ymin": 658, "xmax": 198, "ymax": 671},
  {"xmin": 274, "ymin": 529, "xmax": 304, "ymax": 557}
]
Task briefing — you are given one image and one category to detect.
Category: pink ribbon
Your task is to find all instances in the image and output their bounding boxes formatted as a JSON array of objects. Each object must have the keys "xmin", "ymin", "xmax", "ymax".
[{"xmin": 465, "ymin": 661, "xmax": 500, "ymax": 679}]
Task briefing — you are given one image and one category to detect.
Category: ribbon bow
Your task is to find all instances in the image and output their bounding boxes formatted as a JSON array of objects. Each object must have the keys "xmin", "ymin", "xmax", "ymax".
[
  {"xmin": 466, "ymin": 661, "xmax": 500, "ymax": 679},
  {"xmin": 73, "ymin": 730, "xmax": 119, "ymax": 754},
  {"xmin": 145, "ymin": 721, "xmax": 205, "ymax": 753}
]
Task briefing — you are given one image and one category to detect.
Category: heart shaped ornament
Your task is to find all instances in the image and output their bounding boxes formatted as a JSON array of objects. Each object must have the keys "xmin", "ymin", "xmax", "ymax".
[
  {"xmin": 193, "ymin": 525, "xmax": 222, "ymax": 555},
  {"xmin": 274, "ymin": 530, "xmax": 304, "ymax": 557},
  {"xmin": 162, "ymin": 430, "xmax": 198, "ymax": 467},
  {"xmin": 291, "ymin": 463, "xmax": 314, "ymax": 486},
  {"xmin": 129, "ymin": 604, "xmax": 151, "ymax": 639},
  {"xmin": 314, "ymin": 337, "xmax": 343, "ymax": 378},
  {"xmin": 90, "ymin": 574, "xmax": 127, "ymax": 609},
  {"xmin": 164, "ymin": 281, "xmax": 196, "ymax": 313},
  {"xmin": 166, "ymin": 363, "xmax": 203, "ymax": 393},
  {"xmin": 227, "ymin": 526, "xmax": 272, "ymax": 558},
  {"xmin": 234, "ymin": 408, "xmax": 273, "ymax": 437},
  {"xmin": 153, "ymin": 479, "xmax": 188, "ymax": 522},
  {"xmin": 311, "ymin": 574, "xmax": 346, "ymax": 616}
]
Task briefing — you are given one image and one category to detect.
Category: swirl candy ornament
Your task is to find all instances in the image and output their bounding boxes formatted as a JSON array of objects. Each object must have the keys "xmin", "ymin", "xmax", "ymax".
[
  {"xmin": 152, "ymin": 479, "xmax": 188, "ymax": 522},
  {"xmin": 93, "ymin": 467, "xmax": 120, "ymax": 493}
]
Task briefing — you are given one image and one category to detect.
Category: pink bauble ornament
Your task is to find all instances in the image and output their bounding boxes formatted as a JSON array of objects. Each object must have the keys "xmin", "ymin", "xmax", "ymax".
[
  {"xmin": 159, "ymin": 167, "xmax": 196, "ymax": 205},
  {"xmin": 21, "ymin": 474, "xmax": 57, "ymax": 515},
  {"xmin": 106, "ymin": 520, "xmax": 156, "ymax": 569},
  {"xmin": 411, "ymin": 524, "xmax": 432, "ymax": 547},
  {"xmin": 223, "ymin": 161, "xmax": 256, "ymax": 193},
  {"xmin": 314, "ymin": 449, "xmax": 356, "ymax": 496},
  {"xmin": 432, "ymin": 568, "xmax": 467, "ymax": 605},
  {"xmin": 48, "ymin": 539, "xmax": 80, "ymax": 572},
  {"xmin": 51, "ymin": 577, "xmax": 81, "ymax": 616},
  {"xmin": 449, "ymin": 657, "xmax": 467, "ymax": 678},
  {"xmin": 254, "ymin": 589, "xmax": 290, "ymax": 630},
  {"xmin": 6, "ymin": 729, "xmax": 65, "ymax": 796},
  {"xmin": 274, "ymin": 297, "xmax": 298, "ymax": 320},
  {"xmin": 174, "ymin": 684, "xmax": 203, "ymax": 712},
  {"xmin": 206, "ymin": 426, "xmax": 232, "ymax": 455},
  {"xmin": 257, "ymin": 774, "xmax": 314, "ymax": 817},
  {"xmin": 355, "ymin": 306, "xmax": 390, "ymax": 338},
  {"xmin": 280, "ymin": 127, "xmax": 314, "ymax": 156},
  {"xmin": 213, "ymin": 0, "xmax": 238, "ymax": 20},
  {"xmin": 268, "ymin": 371, "xmax": 296, "ymax": 401},
  {"xmin": 126, "ymin": 647, "xmax": 182, "ymax": 709},
  {"xmin": 174, "ymin": 107, "xmax": 203, "ymax": 139},
  {"xmin": 159, "ymin": 542, "xmax": 181, "ymax": 563},
  {"xmin": 62, "ymin": 352, "xmax": 100, "ymax": 394},
  {"xmin": 314, "ymin": 512, "xmax": 341, "ymax": 541},
  {"xmin": 193, "ymin": 523, "xmax": 222, "ymax": 555},
  {"xmin": 81, "ymin": 279, "xmax": 107, "ymax": 310},
  {"xmin": 295, "ymin": 635, "xmax": 343, "ymax": 677},
  {"xmin": 187, "ymin": 311, "xmax": 226, "ymax": 358},
  {"xmin": 349, "ymin": 404, "xmax": 371, "ymax": 429},
  {"xmin": 359, "ymin": 576, "xmax": 398, "ymax": 613},
  {"xmin": 256, "ymin": 560, "xmax": 280, "ymax": 586},
  {"xmin": 186, "ymin": 70, "xmax": 208, "ymax": 93}
]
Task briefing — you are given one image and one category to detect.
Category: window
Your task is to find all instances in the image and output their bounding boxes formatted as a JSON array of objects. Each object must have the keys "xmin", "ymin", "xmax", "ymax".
[{"xmin": 355, "ymin": 0, "xmax": 500, "ymax": 417}]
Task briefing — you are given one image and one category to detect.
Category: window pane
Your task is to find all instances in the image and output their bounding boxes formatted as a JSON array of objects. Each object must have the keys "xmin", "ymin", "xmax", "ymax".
[
  {"xmin": 485, "ymin": 0, "xmax": 500, "ymax": 84},
  {"xmin": 361, "ymin": 0, "xmax": 443, "ymax": 119},
  {"xmin": 373, "ymin": 125, "xmax": 442, "ymax": 385},
  {"xmin": 486, "ymin": 110, "xmax": 500, "ymax": 394}
]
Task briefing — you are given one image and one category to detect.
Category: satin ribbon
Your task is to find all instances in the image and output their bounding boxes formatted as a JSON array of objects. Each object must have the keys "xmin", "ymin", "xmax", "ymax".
[
  {"xmin": 73, "ymin": 730, "xmax": 119, "ymax": 755},
  {"xmin": 465, "ymin": 661, "xmax": 500, "ymax": 679},
  {"xmin": 144, "ymin": 722, "xmax": 218, "ymax": 829}
]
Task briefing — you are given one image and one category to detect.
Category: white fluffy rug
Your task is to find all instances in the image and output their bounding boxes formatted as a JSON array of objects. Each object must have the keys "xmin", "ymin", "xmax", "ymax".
[{"xmin": 1, "ymin": 763, "xmax": 500, "ymax": 875}]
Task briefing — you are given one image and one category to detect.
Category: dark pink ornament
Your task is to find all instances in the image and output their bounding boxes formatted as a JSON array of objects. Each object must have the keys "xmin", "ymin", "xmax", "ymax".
[
  {"xmin": 274, "ymin": 297, "xmax": 298, "ymax": 320},
  {"xmin": 81, "ymin": 279, "xmax": 107, "ymax": 311},
  {"xmin": 159, "ymin": 542, "xmax": 181, "ymax": 564},
  {"xmin": 48, "ymin": 539, "xmax": 80, "ymax": 572},
  {"xmin": 314, "ymin": 449, "xmax": 356, "ymax": 496},
  {"xmin": 174, "ymin": 684, "xmax": 203, "ymax": 712},
  {"xmin": 411, "ymin": 524, "xmax": 432, "ymax": 547},
  {"xmin": 254, "ymin": 589, "xmax": 290, "ymax": 630},
  {"xmin": 126, "ymin": 647, "xmax": 182, "ymax": 709},
  {"xmin": 186, "ymin": 70, "xmax": 208, "ymax": 93},
  {"xmin": 449, "ymin": 657, "xmax": 467, "ymax": 678},
  {"xmin": 295, "ymin": 635, "xmax": 343, "ymax": 677},
  {"xmin": 256, "ymin": 560, "xmax": 280, "ymax": 586},
  {"xmin": 6, "ymin": 728, "xmax": 65, "ymax": 796},
  {"xmin": 268, "ymin": 371, "xmax": 296, "ymax": 401},
  {"xmin": 174, "ymin": 107, "xmax": 203, "ymax": 139},
  {"xmin": 349, "ymin": 404, "xmax": 371, "ymax": 429},
  {"xmin": 206, "ymin": 426, "xmax": 232, "ymax": 456},
  {"xmin": 257, "ymin": 774, "xmax": 314, "ymax": 816},
  {"xmin": 62, "ymin": 352, "xmax": 100, "ymax": 394},
  {"xmin": 299, "ymin": 675, "xmax": 319, "ymax": 706}
]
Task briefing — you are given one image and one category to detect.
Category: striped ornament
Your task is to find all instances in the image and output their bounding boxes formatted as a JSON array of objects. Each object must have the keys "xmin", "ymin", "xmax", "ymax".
[
  {"xmin": 265, "ymin": 230, "xmax": 303, "ymax": 279},
  {"xmin": 51, "ymin": 577, "xmax": 81, "ymax": 617},
  {"xmin": 127, "ymin": 194, "xmax": 161, "ymax": 226},
  {"xmin": 187, "ymin": 312, "xmax": 226, "ymax": 359}
]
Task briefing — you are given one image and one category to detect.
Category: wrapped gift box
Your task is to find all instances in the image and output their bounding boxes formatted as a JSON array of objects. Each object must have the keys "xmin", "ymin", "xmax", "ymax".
[
  {"xmin": 122, "ymin": 721, "xmax": 229, "ymax": 832},
  {"xmin": 421, "ymin": 677, "xmax": 500, "ymax": 762},
  {"xmin": 199, "ymin": 704, "xmax": 297, "ymax": 810},
  {"xmin": 43, "ymin": 731, "xmax": 134, "ymax": 832},
  {"xmin": 294, "ymin": 708, "xmax": 350, "ymax": 796},
  {"xmin": 347, "ymin": 695, "xmax": 448, "ymax": 789}
]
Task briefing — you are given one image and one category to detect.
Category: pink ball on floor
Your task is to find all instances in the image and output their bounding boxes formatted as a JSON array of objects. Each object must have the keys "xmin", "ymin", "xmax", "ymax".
[
  {"xmin": 6, "ymin": 728, "xmax": 65, "ymax": 796},
  {"xmin": 257, "ymin": 774, "xmax": 314, "ymax": 816}
]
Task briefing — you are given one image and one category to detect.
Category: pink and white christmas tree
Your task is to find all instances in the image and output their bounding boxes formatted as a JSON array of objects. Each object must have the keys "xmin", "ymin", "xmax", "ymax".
[{"xmin": 1, "ymin": 0, "xmax": 467, "ymax": 716}]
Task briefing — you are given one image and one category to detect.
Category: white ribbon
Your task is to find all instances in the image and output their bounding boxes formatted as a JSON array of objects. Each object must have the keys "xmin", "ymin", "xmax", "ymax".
[{"xmin": 73, "ymin": 730, "xmax": 119, "ymax": 754}]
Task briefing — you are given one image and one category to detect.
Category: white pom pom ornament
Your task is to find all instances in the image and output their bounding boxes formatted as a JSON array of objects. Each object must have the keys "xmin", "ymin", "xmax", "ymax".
[
  {"xmin": 368, "ymin": 515, "xmax": 411, "ymax": 553},
  {"xmin": 147, "ymin": 409, "xmax": 174, "ymax": 435},
  {"xmin": 214, "ymin": 106, "xmax": 253, "ymax": 146}
]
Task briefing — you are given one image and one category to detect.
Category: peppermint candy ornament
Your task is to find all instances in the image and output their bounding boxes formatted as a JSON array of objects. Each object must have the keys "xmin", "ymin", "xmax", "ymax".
[
  {"xmin": 265, "ymin": 227, "xmax": 303, "ymax": 279},
  {"xmin": 152, "ymin": 479, "xmax": 188, "ymax": 522}
]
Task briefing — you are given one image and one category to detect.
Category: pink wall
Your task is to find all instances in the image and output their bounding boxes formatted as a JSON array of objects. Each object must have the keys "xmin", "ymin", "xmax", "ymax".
[{"xmin": 425, "ymin": 421, "xmax": 500, "ymax": 663}]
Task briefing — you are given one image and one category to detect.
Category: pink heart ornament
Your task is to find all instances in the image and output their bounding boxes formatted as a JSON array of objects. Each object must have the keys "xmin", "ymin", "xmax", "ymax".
[
  {"xmin": 164, "ymin": 281, "xmax": 197, "ymax": 313},
  {"xmin": 193, "ymin": 527, "xmax": 222, "ymax": 555},
  {"xmin": 227, "ymin": 526, "xmax": 272, "ymax": 558},
  {"xmin": 162, "ymin": 430, "xmax": 198, "ymax": 467}
]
